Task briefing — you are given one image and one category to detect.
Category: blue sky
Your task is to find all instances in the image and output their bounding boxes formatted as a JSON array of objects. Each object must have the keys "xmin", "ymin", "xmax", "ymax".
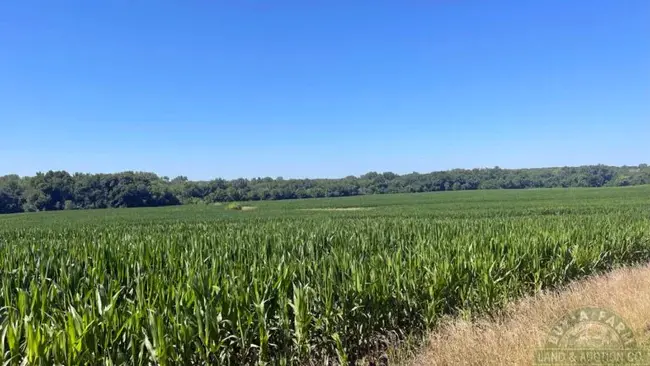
[{"xmin": 1, "ymin": 0, "xmax": 648, "ymax": 180}]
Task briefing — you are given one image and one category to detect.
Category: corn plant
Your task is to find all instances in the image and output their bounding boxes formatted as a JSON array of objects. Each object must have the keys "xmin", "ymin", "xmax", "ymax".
[{"xmin": 1, "ymin": 186, "xmax": 650, "ymax": 364}]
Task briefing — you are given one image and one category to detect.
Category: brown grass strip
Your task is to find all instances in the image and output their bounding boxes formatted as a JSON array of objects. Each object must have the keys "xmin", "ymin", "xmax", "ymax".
[{"xmin": 412, "ymin": 264, "xmax": 650, "ymax": 366}]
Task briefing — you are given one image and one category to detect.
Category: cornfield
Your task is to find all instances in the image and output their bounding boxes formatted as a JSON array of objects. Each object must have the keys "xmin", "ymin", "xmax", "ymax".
[{"xmin": 1, "ymin": 186, "xmax": 650, "ymax": 364}]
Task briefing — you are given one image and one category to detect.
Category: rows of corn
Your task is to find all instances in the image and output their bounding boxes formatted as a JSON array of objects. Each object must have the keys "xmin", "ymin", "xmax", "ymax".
[{"xmin": 1, "ymin": 190, "xmax": 650, "ymax": 364}]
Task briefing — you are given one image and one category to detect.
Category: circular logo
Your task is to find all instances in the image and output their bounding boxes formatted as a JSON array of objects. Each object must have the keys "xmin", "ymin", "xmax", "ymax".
[
  {"xmin": 535, "ymin": 307, "xmax": 649, "ymax": 365},
  {"xmin": 545, "ymin": 307, "xmax": 636, "ymax": 349}
]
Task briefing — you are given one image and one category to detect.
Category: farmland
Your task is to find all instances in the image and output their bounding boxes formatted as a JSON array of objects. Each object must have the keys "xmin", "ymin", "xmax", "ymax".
[{"xmin": 1, "ymin": 186, "xmax": 650, "ymax": 364}]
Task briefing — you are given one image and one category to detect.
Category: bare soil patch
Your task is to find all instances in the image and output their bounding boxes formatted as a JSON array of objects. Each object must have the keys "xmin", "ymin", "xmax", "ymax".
[{"xmin": 299, "ymin": 207, "xmax": 374, "ymax": 212}]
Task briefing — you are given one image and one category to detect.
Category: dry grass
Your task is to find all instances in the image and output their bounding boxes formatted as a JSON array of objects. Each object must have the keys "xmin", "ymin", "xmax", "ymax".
[
  {"xmin": 412, "ymin": 264, "xmax": 650, "ymax": 366},
  {"xmin": 240, "ymin": 206, "xmax": 257, "ymax": 211}
]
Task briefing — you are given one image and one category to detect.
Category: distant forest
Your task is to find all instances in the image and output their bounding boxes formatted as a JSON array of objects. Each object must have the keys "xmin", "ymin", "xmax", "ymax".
[{"xmin": 1, "ymin": 164, "xmax": 649, "ymax": 214}]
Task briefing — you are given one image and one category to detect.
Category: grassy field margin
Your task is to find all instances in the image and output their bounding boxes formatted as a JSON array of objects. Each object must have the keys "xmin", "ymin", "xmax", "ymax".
[{"xmin": 411, "ymin": 264, "xmax": 650, "ymax": 365}]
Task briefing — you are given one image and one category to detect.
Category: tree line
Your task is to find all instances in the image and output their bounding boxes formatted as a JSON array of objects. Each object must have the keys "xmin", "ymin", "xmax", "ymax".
[{"xmin": 1, "ymin": 164, "xmax": 649, "ymax": 214}]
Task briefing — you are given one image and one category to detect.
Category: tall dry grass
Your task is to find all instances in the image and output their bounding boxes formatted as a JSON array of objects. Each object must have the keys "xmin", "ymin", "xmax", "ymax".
[{"xmin": 413, "ymin": 264, "xmax": 650, "ymax": 366}]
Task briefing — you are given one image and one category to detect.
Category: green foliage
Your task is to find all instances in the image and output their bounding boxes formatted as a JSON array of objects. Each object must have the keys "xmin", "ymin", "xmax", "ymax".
[
  {"xmin": 0, "ymin": 186, "xmax": 650, "ymax": 364},
  {"xmin": 0, "ymin": 175, "xmax": 24, "ymax": 214},
  {"xmin": 225, "ymin": 202, "xmax": 243, "ymax": 210},
  {"xmin": 1, "ymin": 164, "xmax": 650, "ymax": 214}
]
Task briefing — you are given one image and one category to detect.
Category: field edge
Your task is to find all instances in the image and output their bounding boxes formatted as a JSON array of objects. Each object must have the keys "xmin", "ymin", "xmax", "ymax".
[{"xmin": 409, "ymin": 263, "xmax": 650, "ymax": 366}]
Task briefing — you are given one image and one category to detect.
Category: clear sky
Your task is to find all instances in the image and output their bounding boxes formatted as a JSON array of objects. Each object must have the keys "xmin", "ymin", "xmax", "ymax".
[{"xmin": 1, "ymin": 0, "xmax": 648, "ymax": 180}]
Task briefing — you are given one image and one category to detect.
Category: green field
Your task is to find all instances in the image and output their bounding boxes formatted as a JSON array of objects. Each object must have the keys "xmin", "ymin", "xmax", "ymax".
[{"xmin": 1, "ymin": 186, "xmax": 650, "ymax": 364}]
